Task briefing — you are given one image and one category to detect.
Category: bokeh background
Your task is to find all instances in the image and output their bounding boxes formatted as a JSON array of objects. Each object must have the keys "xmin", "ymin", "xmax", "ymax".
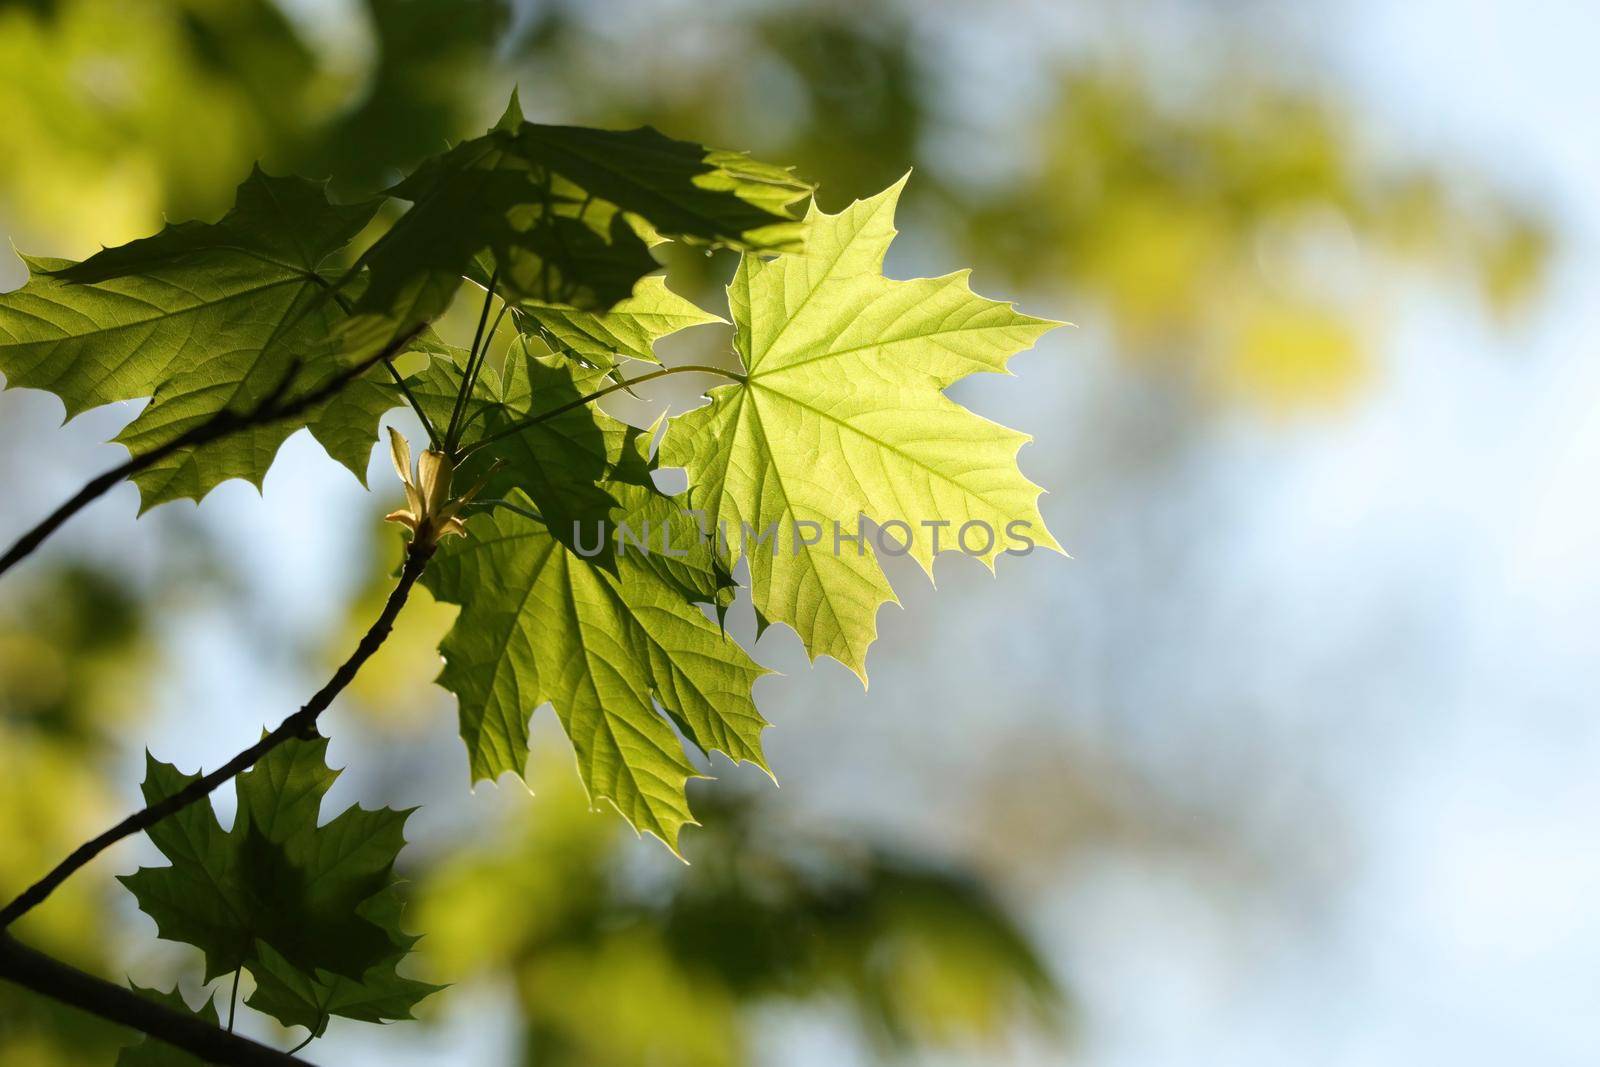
[{"xmin": 1, "ymin": 0, "xmax": 1596, "ymax": 1064}]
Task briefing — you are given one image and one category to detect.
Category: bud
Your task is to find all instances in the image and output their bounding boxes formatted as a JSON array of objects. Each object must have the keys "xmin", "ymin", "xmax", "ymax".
[{"xmin": 384, "ymin": 429, "xmax": 494, "ymax": 546}]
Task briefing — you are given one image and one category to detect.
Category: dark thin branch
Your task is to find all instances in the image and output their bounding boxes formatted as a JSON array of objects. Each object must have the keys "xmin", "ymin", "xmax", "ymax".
[
  {"xmin": 446, "ymin": 272, "xmax": 500, "ymax": 451},
  {"xmin": 459, "ymin": 301, "xmax": 510, "ymax": 424},
  {"xmin": 324, "ymin": 289, "xmax": 441, "ymax": 447},
  {"xmin": 0, "ymin": 933, "xmax": 312, "ymax": 1067},
  {"xmin": 460, "ymin": 362, "xmax": 744, "ymax": 460},
  {"xmin": 0, "ymin": 323, "xmax": 426, "ymax": 582},
  {"xmin": 385, "ymin": 358, "xmax": 442, "ymax": 448},
  {"xmin": 0, "ymin": 540, "xmax": 435, "ymax": 929}
]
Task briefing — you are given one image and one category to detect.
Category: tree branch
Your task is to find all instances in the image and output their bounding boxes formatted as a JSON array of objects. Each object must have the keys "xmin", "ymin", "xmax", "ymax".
[
  {"xmin": 0, "ymin": 539, "xmax": 435, "ymax": 929},
  {"xmin": 0, "ymin": 323, "xmax": 426, "ymax": 581},
  {"xmin": 0, "ymin": 932, "xmax": 312, "ymax": 1066}
]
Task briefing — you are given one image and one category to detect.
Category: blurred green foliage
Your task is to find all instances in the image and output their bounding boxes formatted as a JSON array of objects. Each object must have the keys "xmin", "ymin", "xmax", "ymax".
[
  {"xmin": 507, "ymin": 3, "xmax": 1549, "ymax": 411},
  {"xmin": 966, "ymin": 71, "xmax": 1550, "ymax": 408},
  {"xmin": 0, "ymin": 0, "xmax": 323, "ymax": 247},
  {"xmin": 0, "ymin": 0, "xmax": 1547, "ymax": 409},
  {"xmin": 311, "ymin": 0, "xmax": 509, "ymax": 197},
  {"xmin": 419, "ymin": 769, "xmax": 1063, "ymax": 1066},
  {"xmin": 0, "ymin": 566, "xmax": 148, "ymax": 742},
  {"xmin": 0, "ymin": 0, "xmax": 504, "ymax": 252},
  {"xmin": 0, "ymin": 564, "xmax": 156, "ymax": 1064}
]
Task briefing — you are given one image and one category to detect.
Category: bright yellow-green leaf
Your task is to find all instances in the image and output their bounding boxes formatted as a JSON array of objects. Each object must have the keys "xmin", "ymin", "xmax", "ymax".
[{"xmin": 662, "ymin": 176, "xmax": 1062, "ymax": 677}]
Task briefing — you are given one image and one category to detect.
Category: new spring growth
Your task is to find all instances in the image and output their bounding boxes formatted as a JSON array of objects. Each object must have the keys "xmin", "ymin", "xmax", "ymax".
[{"xmin": 384, "ymin": 427, "xmax": 493, "ymax": 547}]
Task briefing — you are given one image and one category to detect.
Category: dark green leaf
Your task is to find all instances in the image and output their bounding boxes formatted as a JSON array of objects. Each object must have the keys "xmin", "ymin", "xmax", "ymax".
[
  {"xmin": 354, "ymin": 93, "xmax": 811, "ymax": 325},
  {"xmin": 245, "ymin": 938, "xmax": 440, "ymax": 1037},
  {"xmin": 119, "ymin": 736, "xmax": 435, "ymax": 1030}
]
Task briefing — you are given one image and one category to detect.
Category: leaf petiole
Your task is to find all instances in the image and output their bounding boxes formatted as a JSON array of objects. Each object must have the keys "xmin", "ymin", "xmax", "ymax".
[
  {"xmin": 445, "ymin": 271, "xmax": 501, "ymax": 452},
  {"xmin": 287, "ymin": 1024, "xmax": 321, "ymax": 1056},
  {"xmin": 385, "ymin": 360, "xmax": 442, "ymax": 448}
]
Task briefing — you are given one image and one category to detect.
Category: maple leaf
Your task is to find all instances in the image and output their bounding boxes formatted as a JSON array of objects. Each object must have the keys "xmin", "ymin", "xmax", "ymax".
[
  {"xmin": 354, "ymin": 92, "xmax": 811, "ymax": 328},
  {"xmin": 0, "ymin": 97, "xmax": 806, "ymax": 514},
  {"xmin": 118, "ymin": 735, "xmax": 438, "ymax": 1030},
  {"xmin": 662, "ymin": 176, "xmax": 1063, "ymax": 677},
  {"xmin": 392, "ymin": 306, "xmax": 721, "ymax": 568},
  {"xmin": 0, "ymin": 168, "xmax": 384, "ymax": 508},
  {"xmin": 467, "ymin": 344, "xmax": 662, "ymax": 555},
  {"xmin": 423, "ymin": 485, "xmax": 770, "ymax": 853},
  {"xmin": 406, "ymin": 314, "xmax": 757, "ymax": 850}
]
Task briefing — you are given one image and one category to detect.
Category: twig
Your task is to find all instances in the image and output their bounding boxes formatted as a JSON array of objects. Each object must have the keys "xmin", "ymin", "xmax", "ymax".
[
  {"xmin": 0, "ymin": 539, "xmax": 435, "ymax": 929},
  {"xmin": 0, "ymin": 324, "xmax": 426, "ymax": 582},
  {"xmin": 0, "ymin": 932, "xmax": 311, "ymax": 1066}
]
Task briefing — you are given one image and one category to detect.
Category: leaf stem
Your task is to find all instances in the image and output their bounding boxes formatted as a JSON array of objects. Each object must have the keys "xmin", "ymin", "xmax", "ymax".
[
  {"xmin": 460, "ymin": 363, "xmax": 744, "ymax": 460},
  {"xmin": 0, "ymin": 324, "xmax": 425, "ymax": 583},
  {"xmin": 287, "ymin": 1023, "xmax": 322, "ymax": 1056},
  {"xmin": 460, "ymin": 302, "xmax": 510, "ymax": 415},
  {"xmin": 445, "ymin": 273, "xmax": 500, "ymax": 452},
  {"xmin": 0, "ymin": 539, "xmax": 435, "ymax": 929},
  {"xmin": 322, "ymin": 286, "xmax": 441, "ymax": 449},
  {"xmin": 228, "ymin": 966, "xmax": 241, "ymax": 1032},
  {"xmin": 385, "ymin": 359, "xmax": 442, "ymax": 449}
]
